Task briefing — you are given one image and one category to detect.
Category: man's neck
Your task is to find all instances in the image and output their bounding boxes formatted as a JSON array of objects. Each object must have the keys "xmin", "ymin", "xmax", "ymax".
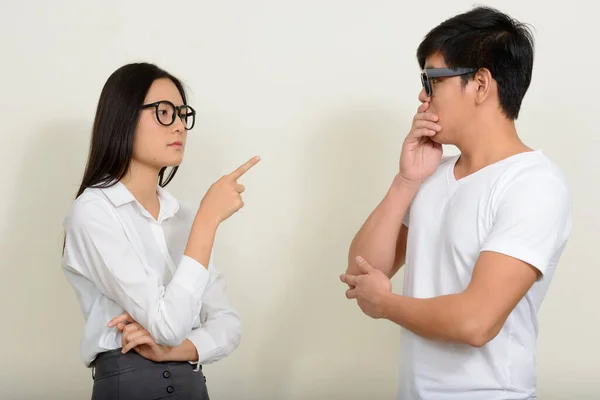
[{"xmin": 453, "ymin": 114, "xmax": 532, "ymax": 179}]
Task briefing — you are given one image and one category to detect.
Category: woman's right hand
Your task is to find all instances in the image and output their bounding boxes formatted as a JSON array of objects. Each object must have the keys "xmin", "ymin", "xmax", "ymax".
[
  {"xmin": 398, "ymin": 102, "xmax": 443, "ymax": 184},
  {"xmin": 198, "ymin": 156, "xmax": 260, "ymax": 224}
]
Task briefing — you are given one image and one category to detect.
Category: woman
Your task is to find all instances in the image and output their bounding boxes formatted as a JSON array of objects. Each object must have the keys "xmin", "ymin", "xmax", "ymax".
[{"xmin": 62, "ymin": 62, "xmax": 259, "ymax": 399}]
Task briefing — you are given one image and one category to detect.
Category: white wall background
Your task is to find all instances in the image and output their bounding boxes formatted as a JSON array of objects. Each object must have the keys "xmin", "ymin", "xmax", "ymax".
[{"xmin": 1, "ymin": 1, "xmax": 597, "ymax": 399}]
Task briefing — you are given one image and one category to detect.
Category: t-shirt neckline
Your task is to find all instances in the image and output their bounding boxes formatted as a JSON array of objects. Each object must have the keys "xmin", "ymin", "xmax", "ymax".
[{"xmin": 446, "ymin": 149, "xmax": 543, "ymax": 187}]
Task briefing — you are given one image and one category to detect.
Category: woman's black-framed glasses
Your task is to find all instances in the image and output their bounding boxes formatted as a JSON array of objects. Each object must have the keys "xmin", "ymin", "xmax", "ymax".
[
  {"xmin": 420, "ymin": 67, "xmax": 478, "ymax": 97},
  {"xmin": 141, "ymin": 100, "xmax": 196, "ymax": 130}
]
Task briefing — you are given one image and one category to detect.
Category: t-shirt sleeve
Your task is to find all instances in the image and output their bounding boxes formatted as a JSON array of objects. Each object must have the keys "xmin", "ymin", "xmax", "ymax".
[
  {"xmin": 402, "ymin": 203, "xmax": 411, "ymax": 227},
  {"xmin": 481, "ymin": 172, "xmax": 572, "ymax": 278}
]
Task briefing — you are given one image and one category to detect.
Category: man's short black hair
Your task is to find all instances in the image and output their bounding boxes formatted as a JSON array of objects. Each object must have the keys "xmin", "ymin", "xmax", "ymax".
[{"xmin": 417, "ymin": 6, "xmax": 535, "ymax": 120}]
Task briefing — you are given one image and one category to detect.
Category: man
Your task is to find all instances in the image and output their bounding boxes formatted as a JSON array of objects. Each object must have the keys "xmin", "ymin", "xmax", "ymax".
[{"xmin": 340, "ymin": 6, "xmax": 571, "ymax": 400}]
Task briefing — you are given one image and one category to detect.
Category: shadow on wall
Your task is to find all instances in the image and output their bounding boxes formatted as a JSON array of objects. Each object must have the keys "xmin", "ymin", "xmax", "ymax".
[
  {"xmin": 254, "ymin": 103, "xmax": 405, "ymax": 400},
  {"xmin": 0, "ymin": 120, "xmax": 94, "ymax": 400}
]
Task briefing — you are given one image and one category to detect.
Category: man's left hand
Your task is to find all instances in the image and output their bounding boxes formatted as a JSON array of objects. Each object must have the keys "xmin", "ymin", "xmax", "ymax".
[{"xmin": 340, "ymin": 256, "xmax": 393, "ymax": 319}]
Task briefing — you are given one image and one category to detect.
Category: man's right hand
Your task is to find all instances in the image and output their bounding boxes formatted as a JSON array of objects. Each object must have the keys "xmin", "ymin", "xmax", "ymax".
[{"xmin": 398, "ymin": 102, "xmax": 443, "ymax": 184}]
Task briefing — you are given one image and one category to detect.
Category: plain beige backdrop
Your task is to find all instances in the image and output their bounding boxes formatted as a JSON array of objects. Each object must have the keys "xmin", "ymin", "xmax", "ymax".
[{"xmin": 1, "ymin": 0, "xmax": 598, "ymax": 399}]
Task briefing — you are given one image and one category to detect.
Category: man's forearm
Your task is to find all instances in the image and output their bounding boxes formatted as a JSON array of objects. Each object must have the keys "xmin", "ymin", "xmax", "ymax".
[
  {"xmin": 380, "ymin": 292, "xmax": 488, "ymax": 347},
  {"xmin": 163, "ymin": 339, "xmax": 199, "ymax": 362},
  {"xmin": 347, "ymin": 176, "xmax": 419, "ymax": 276}
]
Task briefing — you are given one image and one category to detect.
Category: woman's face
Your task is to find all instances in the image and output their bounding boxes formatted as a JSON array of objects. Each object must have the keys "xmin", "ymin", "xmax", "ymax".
[{"xmin": 132, "ymin": 78, "xmax": 189, "ymax": 170}]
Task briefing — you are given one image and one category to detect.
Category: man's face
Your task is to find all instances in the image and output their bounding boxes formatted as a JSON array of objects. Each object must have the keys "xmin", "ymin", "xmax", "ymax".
[{"xmin": 418, "ymin": 53, "xmax": 476, "ymax": 145}]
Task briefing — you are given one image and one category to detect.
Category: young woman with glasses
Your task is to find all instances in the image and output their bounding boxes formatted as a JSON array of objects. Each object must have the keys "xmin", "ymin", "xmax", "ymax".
[{"xmin": 61, "ymin": 63, "xmax": 259, "ymax": 399}]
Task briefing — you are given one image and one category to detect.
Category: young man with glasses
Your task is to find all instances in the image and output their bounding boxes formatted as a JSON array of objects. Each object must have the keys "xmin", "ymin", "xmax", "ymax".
[{"xmin": 341, "ymin": 6, "xmax": 571, "ymax": 399}]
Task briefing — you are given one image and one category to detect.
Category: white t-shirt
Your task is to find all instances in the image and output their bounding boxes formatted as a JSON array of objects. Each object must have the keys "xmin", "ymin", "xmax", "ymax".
[{"xmin": 398, "ymin": 150, "xmax": 571, "ymax": 400}]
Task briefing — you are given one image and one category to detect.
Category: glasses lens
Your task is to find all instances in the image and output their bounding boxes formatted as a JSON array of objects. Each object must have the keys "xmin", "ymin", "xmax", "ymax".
[
  {"xmin": 155, "ymin": 102, "xmax": 175, "ymax": 126},
  {"xmin": 421, "ymin": 73, "xmax": 431, "ymax": 96},
  {"xmin": 180, "ymin": 106, "xmax": 195, "ymax": 130}
]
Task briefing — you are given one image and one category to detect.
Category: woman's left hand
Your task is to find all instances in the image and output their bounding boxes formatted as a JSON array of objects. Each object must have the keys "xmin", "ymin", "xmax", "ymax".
[{"xmin": 113, "ymin": 312, "xmax": 171, "ymax": 362}]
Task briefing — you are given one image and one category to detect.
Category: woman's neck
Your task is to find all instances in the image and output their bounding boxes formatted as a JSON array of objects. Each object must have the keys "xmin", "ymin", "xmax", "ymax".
[{"xmin": 120, "ymin": 160, "xmax": 161, "ymax": 219}]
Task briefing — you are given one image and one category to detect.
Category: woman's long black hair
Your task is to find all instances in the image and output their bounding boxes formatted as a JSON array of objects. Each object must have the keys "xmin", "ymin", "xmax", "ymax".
[{"xmin": 75, "ymin": 62, "xmax": 188, "ymax": 199}]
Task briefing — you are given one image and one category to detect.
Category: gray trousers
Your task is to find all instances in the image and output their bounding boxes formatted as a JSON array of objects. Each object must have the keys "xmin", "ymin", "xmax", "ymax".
[{"xmin": 91, "ymin": 349, "xmax": 210, "ymax": 400}]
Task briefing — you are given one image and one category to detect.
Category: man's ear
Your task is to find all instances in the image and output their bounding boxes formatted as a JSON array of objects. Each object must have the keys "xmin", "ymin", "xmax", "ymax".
[{"xmin": 473, "ymin": 68, "xmax": 494, "ymax": 105}]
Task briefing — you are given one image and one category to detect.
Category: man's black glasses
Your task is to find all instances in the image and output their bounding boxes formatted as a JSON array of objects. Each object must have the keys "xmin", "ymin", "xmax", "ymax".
[{"xmin": 421, "ymin": 68, "xmax": 478, "ymax": 97}]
